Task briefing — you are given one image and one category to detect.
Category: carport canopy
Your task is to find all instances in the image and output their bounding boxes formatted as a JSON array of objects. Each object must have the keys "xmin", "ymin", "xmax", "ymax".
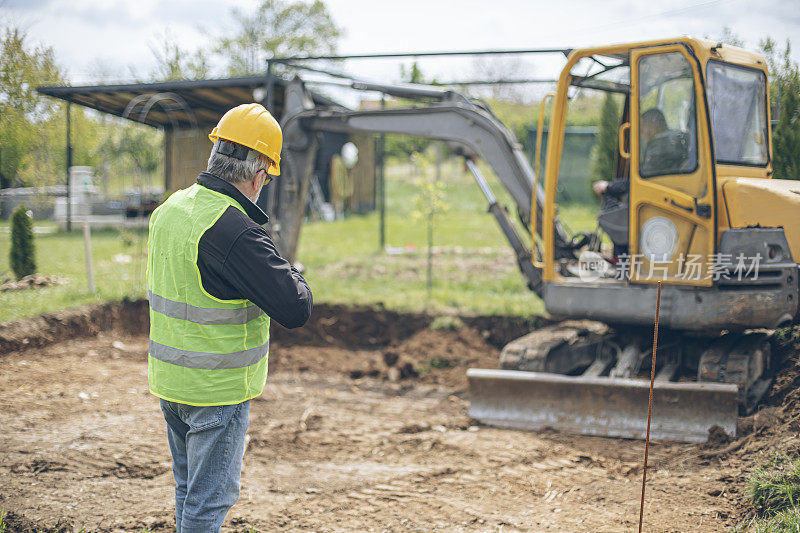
[{"xmin": 37, "ymin": 75, "xmax": 337, "ymax": 128}]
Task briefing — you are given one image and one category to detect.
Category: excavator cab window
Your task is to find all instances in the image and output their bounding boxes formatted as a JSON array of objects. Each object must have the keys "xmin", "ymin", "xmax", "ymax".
[
  {"xmin": 706, "ymin": 61, "xmax": 769, "ymax": 166},
  {"xmin": 637, "ymin": 52, "xmax": 698, "ymax": 178}
]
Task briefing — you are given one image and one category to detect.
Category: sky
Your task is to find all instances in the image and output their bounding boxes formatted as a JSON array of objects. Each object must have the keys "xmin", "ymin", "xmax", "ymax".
[{"xmin": 2, "ymin": 0, "xmax": 799, "ymax": 93}]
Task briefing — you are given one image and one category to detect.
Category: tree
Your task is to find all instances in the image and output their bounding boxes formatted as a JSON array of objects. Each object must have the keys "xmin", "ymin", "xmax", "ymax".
[
  {"xmin": 400, "ymin": 61, "xmax": 425, "ymax": 84},
  {"xmin": 150, "ymin": 31, "xmax": 210, "ymax": 81},
  {"xmin": 384, "ymin": 61, "xmax": 433, "ymax": 160},
  {"xmin": 590, "ymin": 92, "xmax": 620, "ymax": 184},
  {"xmin": 471, "ymin": 56, "xmax": 526, "ymax": 101},
  {"xmin": 411, "ymin": 151, "xmax": 450, "ymax": 301},
  {"xmin": 216, "ymin": 0, "xmax": 342, "ymax": 76},
  {"xmin": 10, "ymin": 203, "xmax": 36, "ymax": 279},
  {"xmin": 0, "ymin": 26, "xmax": 63, "ymax": 188},
  {"xmin": 718, "ymin": 26, "xmax": 744, "ymax": 48},
  {"xmin": 117, "ymin": 125, "xmax": 161, "ymax": 175},
  {"xmin": 760, "ymin": 38, "xmax": 800, "ymax": 179}
]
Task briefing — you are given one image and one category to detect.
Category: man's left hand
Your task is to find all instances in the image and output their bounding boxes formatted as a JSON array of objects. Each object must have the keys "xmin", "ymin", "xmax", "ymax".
[{"xmin": 593, "ymin": 180, "xmax": 609, "ymax": 195}]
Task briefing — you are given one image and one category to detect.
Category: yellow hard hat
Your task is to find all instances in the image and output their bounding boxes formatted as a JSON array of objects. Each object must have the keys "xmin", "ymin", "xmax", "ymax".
[{"xmin": 209, "ymin": 103, "xmax": 282, "ymax": 175}]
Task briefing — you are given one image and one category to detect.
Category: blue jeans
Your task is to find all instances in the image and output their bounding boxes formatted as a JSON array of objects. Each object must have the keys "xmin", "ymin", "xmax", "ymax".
[{"xmin": 160, "ymin": 399, "xmax": 250, "ymax": 533}]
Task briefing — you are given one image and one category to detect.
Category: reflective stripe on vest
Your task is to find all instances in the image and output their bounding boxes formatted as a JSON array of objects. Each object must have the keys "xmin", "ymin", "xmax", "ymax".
[
  {"xmin": 149, "ymin": 339, "xmax": 268, "ymax": 370},
  {"xmin": 148, "ymin": 290, "xmax": 264, "ymax": 325}
]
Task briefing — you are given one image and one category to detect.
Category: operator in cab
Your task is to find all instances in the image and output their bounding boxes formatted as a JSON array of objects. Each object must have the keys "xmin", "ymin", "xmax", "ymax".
[{"xmin": 592, "ymin": 108, "xmax": 670, "ymax": 257}]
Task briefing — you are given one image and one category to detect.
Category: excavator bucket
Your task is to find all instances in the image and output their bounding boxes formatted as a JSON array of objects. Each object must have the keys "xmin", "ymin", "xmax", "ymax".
[{"xmin": 467, "ymin": 368, "xmax": 739, "ymax": 443}]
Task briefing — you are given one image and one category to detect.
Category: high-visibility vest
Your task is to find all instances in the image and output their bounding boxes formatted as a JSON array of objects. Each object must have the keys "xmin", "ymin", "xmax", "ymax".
[{"xmin": 147, "ymin": 183, "xmax": 270, "ymax": 406}]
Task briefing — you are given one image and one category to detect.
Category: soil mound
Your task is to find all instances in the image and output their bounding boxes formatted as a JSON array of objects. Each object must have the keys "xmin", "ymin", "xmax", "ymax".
[
  {"xmin": 0, "ymin": 274, "xmax": 68, "ymax": 292},
  {"xmin": 270, "ymin": 323, "xmax": 501, "ymax": 391},
  {"xmin": 383, "ymin": 326, "xmax": 499, "ymax": 389},
  {"xmin": 270, "ymin": 304, "xmax": 544, "ymax": 350},
  {"xmin": 270, "ymin": 304, "xmax": 430, "ymax": 348},
  {"xmin": 701, "ymin": 425, "xmax": 732, "ymax": 449},
  {"xmin": 0, "ymin": 299, "xmax": 148, "ymax": 355},
  {"xmin": 3, "ymin": 296, "xmax": 540, "ymax": 362},
  {"xmin": 765, "ymin": 325, "xmax": 800, "ymax": 418}
]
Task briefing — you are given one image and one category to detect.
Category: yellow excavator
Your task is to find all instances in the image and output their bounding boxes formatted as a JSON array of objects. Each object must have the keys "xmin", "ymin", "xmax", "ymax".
[{"xmin": 271, "ymin": 37, "xmax": 799, "ymax": 442}]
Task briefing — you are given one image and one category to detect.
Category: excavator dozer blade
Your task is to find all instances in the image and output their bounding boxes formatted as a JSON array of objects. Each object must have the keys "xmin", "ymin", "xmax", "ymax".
[{"xmin": 467, "ymin": 369, "xmax": 739, "ymax": 443}]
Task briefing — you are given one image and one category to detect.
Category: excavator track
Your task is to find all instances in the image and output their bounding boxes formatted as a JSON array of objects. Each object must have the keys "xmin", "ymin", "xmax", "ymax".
[{"xmin": 468, "ymin": 322, "xmax": 774, "ymax": 443}]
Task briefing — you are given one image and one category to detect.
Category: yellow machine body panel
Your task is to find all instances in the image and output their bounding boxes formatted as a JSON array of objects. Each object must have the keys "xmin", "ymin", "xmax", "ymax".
[{"xmin": 721, "ymin": 177, "xmax": 800, "ymax": 261}]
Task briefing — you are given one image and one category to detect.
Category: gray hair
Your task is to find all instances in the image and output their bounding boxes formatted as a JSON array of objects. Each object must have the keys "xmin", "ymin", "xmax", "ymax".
[{"xmin": 206, "ymin": 144, "xmax": 271, "ymax": 183}]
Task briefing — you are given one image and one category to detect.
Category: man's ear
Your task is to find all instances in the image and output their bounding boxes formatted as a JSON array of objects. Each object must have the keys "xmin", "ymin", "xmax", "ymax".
[{"xmin": 251, "ymin": 170, "xmax": 262, "ymax": 190}]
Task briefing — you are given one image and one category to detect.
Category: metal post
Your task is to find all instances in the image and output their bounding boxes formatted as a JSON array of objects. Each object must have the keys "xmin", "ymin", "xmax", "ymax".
[
  {"xmin": 435, "ymin": 141, "xmax": 442, "ymax": 182},
  {"xmin": 0, "ymin": 146, "xmax": 5, "ymax": 189},
  {"xmin": 164, "ymin": 129, "xmax": 172, "ymax": 192},
  {"xmin": 638, "ymin": 281, "xmax": 662, "ymax": 533},
  {"xmin": 427, "ymin": 212, "xmax": 433, "ymax": 300},
  {"xmin": 265, "ymin": 60, "xmax": 274, "ymax": 113},
  {"xmin": 66, "ymin": 102, "xmax": 73, "ymax": 231},
  {"xmin": 378, "ymin": 95, "xmax": 386, "ymax": 251},
  {"xmin": 83, "ymin": 220, "xmax": 95, "ymax": 293}
]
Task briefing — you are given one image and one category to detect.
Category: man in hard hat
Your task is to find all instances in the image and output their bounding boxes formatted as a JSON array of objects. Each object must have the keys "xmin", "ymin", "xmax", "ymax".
[{"xmin": 147, "ymin": 103, "xmax": 312, "ymax": 532}]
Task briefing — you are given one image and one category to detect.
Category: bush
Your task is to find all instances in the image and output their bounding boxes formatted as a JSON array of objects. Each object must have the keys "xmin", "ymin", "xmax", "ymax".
[{"xmin": 10, "ymin": 203, "xmax": 36, "ymax": 280}]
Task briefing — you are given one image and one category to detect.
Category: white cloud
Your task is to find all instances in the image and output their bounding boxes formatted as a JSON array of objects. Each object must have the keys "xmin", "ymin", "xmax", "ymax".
[{"xmin": 1, "ymin": 0, "xmax": 797, "ymax": 85}]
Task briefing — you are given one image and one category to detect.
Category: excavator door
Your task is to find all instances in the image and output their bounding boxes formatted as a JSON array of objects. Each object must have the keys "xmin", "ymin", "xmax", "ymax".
[{"xmin": 628, "ymin": 45, "xmax": 716, "ymax": 286}]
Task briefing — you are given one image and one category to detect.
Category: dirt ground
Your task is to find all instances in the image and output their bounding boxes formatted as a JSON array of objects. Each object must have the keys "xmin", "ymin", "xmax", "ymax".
[{"xmin": 1, "ymin": 303, "xmax": 798, "ymax": 532}]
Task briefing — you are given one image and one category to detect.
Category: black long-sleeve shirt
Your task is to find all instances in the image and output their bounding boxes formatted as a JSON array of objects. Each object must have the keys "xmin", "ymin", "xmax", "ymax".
[
  {"xmin": 605, "ymin": 178, "xmax": 629, "ymax": 199},
  {"xmin": 194, "ymin": 172, "xmax": 312, "ymax": 329}
]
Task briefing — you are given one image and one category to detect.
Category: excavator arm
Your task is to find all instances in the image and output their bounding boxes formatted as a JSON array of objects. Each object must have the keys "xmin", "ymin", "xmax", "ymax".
[{"xmin": 263, "ymin": 77, "xmax": 572, "ymax": 295}]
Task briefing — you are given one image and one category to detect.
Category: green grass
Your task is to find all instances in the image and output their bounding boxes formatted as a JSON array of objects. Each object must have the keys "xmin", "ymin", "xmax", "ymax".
[
  {"xmin": 746, "ymin": 509, "xmax": 800, "ymax": 533},
  {"xmin": 0, "ymin": 222, "xmax": 148, "ymax": 322},
  {"xmin": 296, "ymin": 160, "xmax": 597, "ymax": 316},
  {"xmin": 736, "ymin": 453, "xmax": 800, "ymax": 532},
  {"xmin": 430, "ymin": 315, "xmax": 465, "ymax": 332},
  {"xmin": 0, "ymin": 160, "xmax": 602, "ymax": 322},
  {"xmin": 296, "ymin": 210, "xmax": 546, "ymax": 316}
]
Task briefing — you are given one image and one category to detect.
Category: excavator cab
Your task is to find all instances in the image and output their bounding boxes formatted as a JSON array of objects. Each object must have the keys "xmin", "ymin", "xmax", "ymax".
[
  {"xmin": 540, "ymin": 42, "xmax": 717, "ymax": 287},
  {"xmin": 533, "ymin": 39, "xmax": 794, "ymax": 321},
  {"xmin": 629, "ymin": 45, "xmax": 715, "ymax": 287}
]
